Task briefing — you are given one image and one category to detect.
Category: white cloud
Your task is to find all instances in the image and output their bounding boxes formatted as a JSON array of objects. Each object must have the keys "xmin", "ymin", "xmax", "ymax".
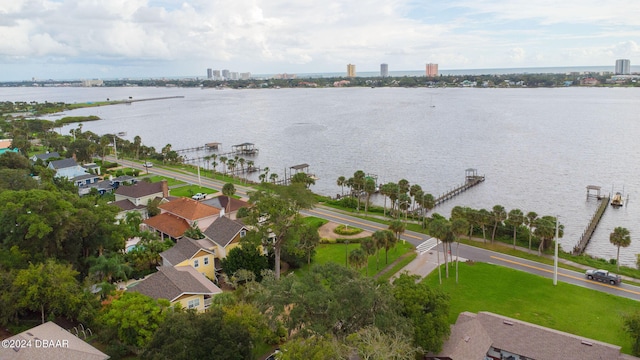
[{"xmin": 0, "ymin": 0, "xmax": 637, "ymax": 80}]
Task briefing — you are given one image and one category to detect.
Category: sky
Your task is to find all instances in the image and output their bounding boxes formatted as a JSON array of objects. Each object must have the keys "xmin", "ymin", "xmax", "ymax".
[{"xmin": 1, "ymin": 0, "xmax": 639, "ymax": 81}]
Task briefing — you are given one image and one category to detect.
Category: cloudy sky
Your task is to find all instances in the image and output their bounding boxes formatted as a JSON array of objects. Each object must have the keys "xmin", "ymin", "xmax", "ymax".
[{"xmin": 1, "ymin": 0, "xmax": 639, "ymax": 81}]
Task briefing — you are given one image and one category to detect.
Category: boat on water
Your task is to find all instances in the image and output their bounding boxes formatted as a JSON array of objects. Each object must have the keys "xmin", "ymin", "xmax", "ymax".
[{"xmin": 611, "ymin": 192, "xmax": 624, "ymax": 207}]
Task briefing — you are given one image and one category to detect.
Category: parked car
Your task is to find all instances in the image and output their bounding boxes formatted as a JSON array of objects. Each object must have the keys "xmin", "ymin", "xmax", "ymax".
[
  {"xmin": 192, "ymin": 193, "xmax": 206, "ymax": 200},
  {"xmin": 143, "ymin": 161, "xmax": 153, "ymax": 168},
  {"xmin": 585, "ymin": 269, "xmax": 622, "ymax": 285},
  {"xmin": 265, "ymin": 349, "xmax": 281, "ymax": 360}
]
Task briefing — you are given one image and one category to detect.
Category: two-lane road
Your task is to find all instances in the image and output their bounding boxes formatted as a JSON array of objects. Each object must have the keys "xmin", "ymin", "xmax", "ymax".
[{"xmin": 111, "ymin": 157, "xmax": 640, "ymax": 301}]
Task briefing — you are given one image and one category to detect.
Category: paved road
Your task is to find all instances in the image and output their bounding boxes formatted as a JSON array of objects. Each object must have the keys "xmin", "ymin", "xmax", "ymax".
[{"xmin": 110, "ymin": 157, "xmax": 640, "ymax": 301}]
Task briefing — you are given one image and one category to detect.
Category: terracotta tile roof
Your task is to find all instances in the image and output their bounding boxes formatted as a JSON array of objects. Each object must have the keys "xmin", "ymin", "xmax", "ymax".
[
  {"xmin": 161, "ymin": 237, "xmax": 216, "ymax": 265},
  {"xmin": 143, "ymin": 213, "xmax": 190, "ymax": 238},
  {"xmin": 159, "ymin": 197, "xmax": 220, "ymax": 220},
  {"xmin": 434, "ymin": 312, "xmax": 631, "ymax": 360},
  {"xmin": 129, "ymin": 266, "xmax": 222, "ymax": 302},
  {"xmin": 0, "ymin": 139, "xmax": 12, "ymax": 149},
  {"xmin": 201, "ymin": 195, "xmax": 249, "ymax": 213},
  {"xmin": 115, "ymin": 181, "xmax": 164, "ymax": 198},
  {"xmin": 203, "ymin": 216, "xmax": 247, "ymax": 247},
  {"xmin": 0, "ymin": 321, "xmax": 109, "ymax": 360}
]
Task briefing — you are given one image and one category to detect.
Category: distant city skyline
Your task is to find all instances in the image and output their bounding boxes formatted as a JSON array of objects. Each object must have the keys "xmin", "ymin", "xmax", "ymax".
[{"xmin": 1, "ymin": 1, "xmax": 638, "ymax": 81}]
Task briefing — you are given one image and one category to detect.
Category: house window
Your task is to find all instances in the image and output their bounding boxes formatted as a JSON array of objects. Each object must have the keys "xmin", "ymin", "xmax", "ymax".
[
  {"xmin": 240, "ymin": 230, "xmax": 247, "ymax": 238},
  {"xmin": 187, "ymin": 298, "xmax": 200, "ymax": 309},
  {"xmin": 204, "ymin": 257, "xmax": 209, "ymax": 265},
  {"xmin": 194, "ymin": 259, "xmax": 199, "ymax": 268}
]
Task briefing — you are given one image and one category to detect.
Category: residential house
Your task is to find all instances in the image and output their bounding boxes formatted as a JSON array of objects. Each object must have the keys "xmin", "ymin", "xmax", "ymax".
[
  {"xmin": 0, "ymin": 321, "xmax": 110, "ymax": 360},
  {"xmin": 160, "ymin": 237, "xmax": 218, "ymax": 280},
  {"xmin": 428, "ymin": 311, "xmax": 638, "ymax": 360},
  {"xmin": 201, "ymin": 195, "xmax": 249, "ymax": 219},
  {"xmin": 30, "ymin": 151, "xmax": 61, "ymax": 163},
  {"xmin": 48, "ymin": 158, "xmax": 100, "ymax": 189},
  {"xmin": 203, "ymin": 216, "xmax": 247, "ymax": 259},
  {"xmin": 112, "ymin": 180, "xmax": 169, "ymax": 219},
  {"xmin": 129, "ymin": 266, "xmax": 222, "ymax": 312},
  {"xmin": 143, "ymin": 197, "xmax": 220, "ymax": 241}
]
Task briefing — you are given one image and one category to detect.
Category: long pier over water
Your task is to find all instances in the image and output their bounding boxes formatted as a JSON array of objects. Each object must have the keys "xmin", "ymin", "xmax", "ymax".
[
  {"xmin": 433, "ymin": 169, "xmax": 485, "ymax": 207},
  {"xmin": 573, "ymin": 194, "xmax": 609, "ymax": 255}
]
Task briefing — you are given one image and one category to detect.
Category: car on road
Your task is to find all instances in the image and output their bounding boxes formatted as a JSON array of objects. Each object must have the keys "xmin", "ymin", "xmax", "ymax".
[
  {"xmin": 585, "ymin": 269, "xmax": 622, "ymax": 285},
  {"xmin": 192, "ymin": 193, "xmax": 206, "ymax": 200},
  {"xmin": 265, "ymin": 349, "xmax": 280, "ymax": 360},
  {"xmin": 143, "ymin": 161, "xmax": 153, "ymax": 168}
]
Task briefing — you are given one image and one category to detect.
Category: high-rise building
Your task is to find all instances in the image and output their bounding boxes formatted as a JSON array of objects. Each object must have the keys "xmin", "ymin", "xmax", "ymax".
[
  {"xmin": 206, "ymin": 68, "xmax": 213, "ymax": 79},
  {"xmin": 213, "ymin": 70, "xmax": 221, "ymax": 80},
  {"xmin": 240, "ymin": 72, "xmax": 251, "ymax": 80},
  {"xmin": 221, "ymin": 69, "xmax": 230, "ymax": 79},
  {"xmin": 347, "ymin": 64, "xmax": 356, "ymax": 77},
  {"xmin": 426, "ymin": 63, "xmax": 438, "ymax": 77},
  {"xmin": 380, "ymin": 63, "xmax": 389, "ymax": 77},
  {"xmin": 615, "ymin": 59, "xmax": 631, "ymax": 75}
]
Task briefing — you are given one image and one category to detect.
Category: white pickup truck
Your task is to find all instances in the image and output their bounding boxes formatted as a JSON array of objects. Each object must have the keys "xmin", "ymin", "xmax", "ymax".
[{"xmin": 585, "ymin": 269, "xmax": 622, "ymax": 285}]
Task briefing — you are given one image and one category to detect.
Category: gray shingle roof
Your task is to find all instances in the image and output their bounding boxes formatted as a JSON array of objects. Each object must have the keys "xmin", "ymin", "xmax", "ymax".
[
  {"xmin": 49, "ymin": 158, "xmax": 78, "ymax": 169},
  {"xmin": 203, "ymin": 216, "xmax": 246, "ymax": 247},
  {"xmin": 33, "ymin": 152, "xmax": 60, "ymax": 161},
  {"xmin": 129, "ymin": 266, "xmax": 221, "ymax": 302},
  {"xmin": 0, "ymin": 321, "xmax": 109, "ymax": 360},
  {"xmin": 435, "ymin": 312, "xmax": 632, "ymax": 360},
  {"xmin": 161, "ymin": 237, "xmax": 215, "ymax": 265},
  {"xmin": 115, "ymin": 181, "xmax": 164, "ymax": 198}
]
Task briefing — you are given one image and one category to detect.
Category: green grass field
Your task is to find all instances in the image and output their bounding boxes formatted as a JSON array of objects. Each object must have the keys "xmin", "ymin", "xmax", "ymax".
[
  {"xmin": 146, "ymin": 175, "xmax": 185, "ymax": 186},
  {"xmin": 424, "ymin": 261, "xmax": 637, "ymax": 354},
  {"xmin": 169, "ymin": 185, "xmax": 217, "ymax": 198}
]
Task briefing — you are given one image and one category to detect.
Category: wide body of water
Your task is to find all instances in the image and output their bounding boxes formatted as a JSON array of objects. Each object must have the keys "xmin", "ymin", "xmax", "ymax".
[{"xmin": 2, "ymin": 86, "xmax": 639, "ymax": 266}]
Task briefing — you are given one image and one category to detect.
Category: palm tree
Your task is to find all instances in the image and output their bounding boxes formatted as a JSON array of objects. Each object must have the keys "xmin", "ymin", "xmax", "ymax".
[
  {"xmin": 238, "ymin": 157, "xmax": 246, "ymax": 182},
  {"xmin": 89, "ymin": 255, "xmax": 131, "ymax": 283},
  {"xmin": 360, "ymin": 237, "xmax": 377, "ymax": 275},
  {"xmin": 610, "ymin": 227, "xmax": 631, "ymax": 271},
  {"xmin": 269, "ymin": 173, "xmax": 279, "ymax": 184},
  {"xmin": 348, "ymin": 248, "xmax": 367, "ymax": 272},
  {"xmin": 353, "ymin": 170, "xmax": 366, "ymax": 212},
  {"xmin": 525, "ymin": 211, "xmax": 538, "ymax": 251},
  {"xmin": 430, "ymin": 218, "xmax": 454, "ymax": 278},
  {"xmin": 409, "ymin": 184, "xmax": 422, "ymax": 212},
  {"xmin": 222, "ymin": 183, "xmax": 236, "ymax": 217},
  {"xmin": 337, "ymin": 176, "xmax": 346, "ymax": 197},
  {"xmin": 507, "ymin": 209, "xmax": 524, "ymax": 249},
  {"xmin": 133, "ymin": 135, "xmax": 142, "ymax": 159},
  {"xmin": 219, "ymin": 156, "xmax": 228, "ymax": 174},
  {"xmin": 211, "ymin": 154, "xmax": 218, "ymax": 175},
  {"xmin": 451, "ymin": 217, "xmax": 468, "ymax": 283},
  {"xmin": 490, "ymin": 205, "xmax": 507, "ymax": 243},
  {"xmin": 371, "ymin": 230, "xmax": 387, "ymax": 270},
  {"xmin": 420, "ymin": 192, "xmax": 435, "ymax": 228},
  {"xmin": 363, "ymin": 178, "xmax": 376, "ymax": 216},
  {"xmin": 262, "ymin": 167, "xmax": 270, "ymax": 183},
  {"xmin": 388, "ymin": 219, "xmax": 406, "ymax": 247}
]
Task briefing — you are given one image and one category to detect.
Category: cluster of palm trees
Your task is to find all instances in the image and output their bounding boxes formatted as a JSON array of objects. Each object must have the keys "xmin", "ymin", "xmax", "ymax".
[
  {"xmin": 200, "ymin": 153, "xmax": 254, "ymax": 183},
  {"xmin": 444, "ymin": 205, "xmax": 563, "ymax": 255},
  {"xmin": 347, "ymin": 220, "xmax": 406, "ymax": 275},
  {"xmin": 336, "ymin": 172, "xmax": 436, "ymax": 220},
  {"xmin": 258, "ymin": 167, "xmax": 279, "ymax": 183}
]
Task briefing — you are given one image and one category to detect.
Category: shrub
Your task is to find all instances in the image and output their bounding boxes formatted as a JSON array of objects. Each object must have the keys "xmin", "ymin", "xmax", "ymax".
[{"xmin": 333, "ymin": 224, "xmax": 363, "ymax": 236}]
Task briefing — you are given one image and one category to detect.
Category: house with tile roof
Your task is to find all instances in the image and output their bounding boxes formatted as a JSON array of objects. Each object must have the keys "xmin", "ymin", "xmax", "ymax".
[
  {"xmin": 0, "ymin": 139, "xmax": 19, "ymax": 155},
  {"xmin": 201, "ymin": 195, "xmax": 250, "ymax": 219},
  {"xmin": 161, "ymin": 237, "xmax": 218, "ymax": 279},
  {"xmin": 143, "ymin": 197, "xmax": 221, "ymax": 241},
  {"xmin": 129, "ymin": 266, "xmax": 222, "ymax": 312},
  {"xmin": 428, "ymin": 311, "xmax": 639, "ymax": 360},
  {"xmin": 0, "ymin": 321, "xmax": 109, "ymax": 360},
  {"xmin": 203, "ymin": 216, "xmax": 248, "ymax": 259}
]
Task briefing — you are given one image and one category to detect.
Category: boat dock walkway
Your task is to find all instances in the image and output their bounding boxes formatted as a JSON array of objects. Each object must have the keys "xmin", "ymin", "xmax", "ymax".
[
  {"xmin": 572, "ymin": 195, "xmax": 609, "ymax": 255},
  {"xmin": 433, "ymin": 169, "xmax": 485, "ymax": 208}
]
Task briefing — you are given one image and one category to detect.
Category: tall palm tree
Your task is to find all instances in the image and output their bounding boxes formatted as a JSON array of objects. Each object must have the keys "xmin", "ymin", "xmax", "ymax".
[
  {"xmin": 371, "ymin": 230, "xmax": 387, "ymax": 270},
  {"xmin": 478, "ymin": 209, "xmax": 491, "ymax": 243},
  {"xmin": 269, "ymin": 173, "xmax": 278, "ymax": 184},
  {"xmin": 133, "ymin": 135, "xmax": 142, "ymax": 159},
  {"xmin": 219, "ymin": 156, "xmax": 228, "ymax": 174},
  {"xmin": 360, "ymin": 237, "xmax": 377, "ymax": 276},
  {"xmin": 430, "ymin": 218, "xmax": 454, "ymax": 278},
  {"xmin": 525, "ymin": 211, "xmax": 538, "ymax": 251},
  {"xmin": 610, "ymin": 227, "xmax": 631, "ymax": 271},
  {"xmin": 507, "ymin": 209, "xmax": 524, "ymax": 249},
  {"xmin": 238, "ymin": 158, "xmax": 246, "ymax": 183},
  {"xmin": 353, "ymin": 170, "xmax": 366, "ymax": 212},
  {"xmin": 222, "ymin": 183, "xmax": 236, "ymax": 217},
  {"xmin": 409, "ymin": 184, "xmax": 422, "ymax": 212},
  {"xmin": 211, "ymin": 154, "xmax": 218, "ymax": 175},
  {"xmin": 490, "ymin": 205, "xmax": 507, "ymax": 243},
  {"xmin": 203, "ymin": 155, "xmax": 212, "ymax": 173},
  {"xmin": 348, "ymin": 248, "xmax": 367, "ymax": 272},
  {"xmin": 337, "ymin": 176, "xmax": 346, "ymax": 197},
  {"xmin": 363, "ymin": 178, "xmax": 376, "ymax": 216},
  {"xmin": 262, "ymin": 167, "xmax": 270, "ymax": 183},
  {"xmin": 451, "ymin": 217, "xmax": 468, "ymax": 283},
  {"xmin": 388, "ymin": 219, "xmax": 406, "ymax": 247}
]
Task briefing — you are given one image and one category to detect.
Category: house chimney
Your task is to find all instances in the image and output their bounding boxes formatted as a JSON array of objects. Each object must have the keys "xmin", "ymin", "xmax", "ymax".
[{"xmin": 161, "ymin": 180, "xmax": 169, "ymax": 198}]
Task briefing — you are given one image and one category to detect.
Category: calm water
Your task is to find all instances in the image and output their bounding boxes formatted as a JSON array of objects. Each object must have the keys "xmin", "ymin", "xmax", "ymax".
[{"xmin": 2, "ymin": 86, "xmax": 639, "ymax": 265}]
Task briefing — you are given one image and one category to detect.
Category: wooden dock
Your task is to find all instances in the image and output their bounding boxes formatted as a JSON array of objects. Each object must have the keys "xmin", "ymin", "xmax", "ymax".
[
  {"xmin": 572, "ymin": 196, "xmax": 609, "ymax": 255},
  {"xmin": 433, "ymin": 169, "xmax": 485, "ymax": 207}
]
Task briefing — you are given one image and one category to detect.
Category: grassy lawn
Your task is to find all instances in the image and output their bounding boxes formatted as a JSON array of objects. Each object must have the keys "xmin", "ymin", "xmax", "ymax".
[
  {"xmin": 302, "ymin": 216, "xmax": 329, "ymax": 229},
  {"xmin": 169, "ymin": 184, "xmax": 217, "ymax": 198},
  {"xmin": 298, "ymin": 241, "xmax": 414, "ymax": 278},
  {"xmin": 423, "ymin": 261, "xmax": 637, "ymax": 354},
  {"xmin": 145, "ymin": 175, "xmax": 185, "ymax": 186}
]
